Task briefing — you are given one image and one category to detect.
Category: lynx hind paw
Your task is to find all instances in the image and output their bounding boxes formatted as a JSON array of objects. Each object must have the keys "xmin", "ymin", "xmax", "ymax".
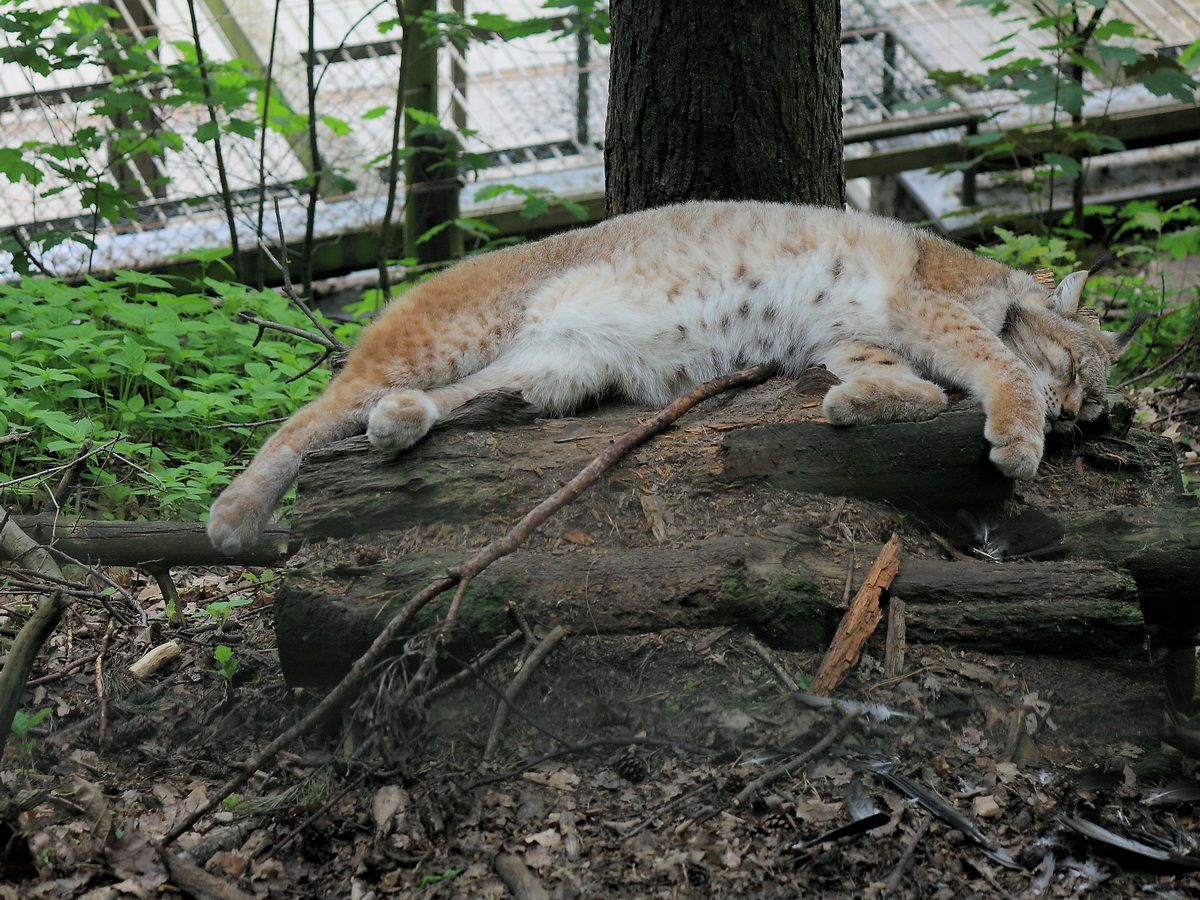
[
  {"xmin": 366, "ymin": 389, "xmax": 440, "ymax": 452},
  {"xmin": 822, "ymin": 379, "xmax": 948, "ymax": 426},
  {"xmin": 988, "ymin": 437, "xmax": 1042, "ymax": 480}
]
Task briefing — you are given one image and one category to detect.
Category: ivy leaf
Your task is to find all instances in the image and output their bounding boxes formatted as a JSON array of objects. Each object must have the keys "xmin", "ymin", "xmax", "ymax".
[
  {"xmin": 1043, "ymin": 152, "xmax": 1083, "ymax": 177},
  {"xmin": 472, "ymin": 12, "xmax": 555, "ymax": 40},
  {"xmin": 226, "ymin": 118, "xmax": 258, "ymax": 139},
  {"xmin": 1093, "ymin": 19, "xmax": 1138, "ymax": 41},
  {"xmin": 1096, "ymin": 44, "xmax": 1142, "ymax": 66},
  {"xmin": 1072, "ymin": 131, "xmax": 1125, "ymax": 153},
  {"xmin": 1125, "ymin": 55, "xmax": 1200, "ymax": 103},
  {"xmin": 321, "ymin": 115, "xmax": 351, "ymax": 136},
  {"xmin": 0, "ymin": 148, "xmax": 42, "ymax": 185},
  {"xmin": 195, "ymin": 119, "xmax": 219, "ymax": 143}
]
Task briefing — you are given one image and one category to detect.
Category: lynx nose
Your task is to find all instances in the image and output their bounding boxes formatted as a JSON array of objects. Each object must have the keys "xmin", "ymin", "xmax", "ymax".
[{"xmin": 1058, "ymin": 408, "xmax": 1075, "ymax": 422}]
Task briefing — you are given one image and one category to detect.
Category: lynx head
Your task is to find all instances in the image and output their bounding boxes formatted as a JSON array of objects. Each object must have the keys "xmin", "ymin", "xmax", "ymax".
[{"xmin": 1003, "ymin": 269, "xmax": 1144, "ymax": 432}]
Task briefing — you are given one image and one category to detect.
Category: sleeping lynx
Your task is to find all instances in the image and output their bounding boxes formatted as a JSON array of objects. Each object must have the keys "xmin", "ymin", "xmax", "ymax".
[{"xmin": 207, "ymin": 200, "xmax": 1139, "ymax": 554}]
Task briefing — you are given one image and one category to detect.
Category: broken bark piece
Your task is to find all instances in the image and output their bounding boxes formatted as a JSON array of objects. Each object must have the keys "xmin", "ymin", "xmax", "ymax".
[
  {"xmin": 494, "ymin": 853, "xmax": 550, "ymax": 900},
  {"xmin": 809, "ymin": 533, "xmax": 902, "ymax": 696},
  {"xmin": 128, "ymin": 641, "xmax": 182, "ymax": 680},
  {"xmin": 884, "ymin": 596, "xmax": 907, "ymax": 679}
]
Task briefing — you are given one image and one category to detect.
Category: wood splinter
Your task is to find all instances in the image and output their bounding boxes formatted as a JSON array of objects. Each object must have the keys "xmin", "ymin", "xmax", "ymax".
[{"xmin": 809, "ymin": 533, "xmax": 901, "ymax": 697}]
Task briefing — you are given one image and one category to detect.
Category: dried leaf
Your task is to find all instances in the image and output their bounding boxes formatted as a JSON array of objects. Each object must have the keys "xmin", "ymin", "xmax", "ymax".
[{"xmin": 561, "ymin": 529, "xmax": 595, "ymax": 546}]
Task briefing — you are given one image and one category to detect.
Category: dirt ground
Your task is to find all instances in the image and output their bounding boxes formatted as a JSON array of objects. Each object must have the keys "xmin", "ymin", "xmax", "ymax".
[
  {"xmin": 2, "ymin": 594, "xmax": 1196, "ymax": 900},
  {"xmin": 3, "ymin": 372, "xmax": 1199, "ymax": 899}
]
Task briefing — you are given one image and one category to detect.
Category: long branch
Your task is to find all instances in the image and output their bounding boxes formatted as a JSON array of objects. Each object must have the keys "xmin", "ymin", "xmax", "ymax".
[
  {"xmin": 162, "ymin": 363, "xmax": 777, "ymax": 845},
  {"xmin": 0, "ymin": 521, "xmax": 69, "ymax": 758}
]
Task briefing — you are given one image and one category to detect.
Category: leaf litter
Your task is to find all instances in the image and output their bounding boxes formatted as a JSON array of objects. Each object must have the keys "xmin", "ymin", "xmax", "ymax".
[{"xmin": 4, "ymin": 567, "xmax": 1200, "ymax": 899}]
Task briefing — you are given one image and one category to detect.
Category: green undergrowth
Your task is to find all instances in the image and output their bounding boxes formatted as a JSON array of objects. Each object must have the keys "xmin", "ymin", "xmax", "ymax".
[
  {"xmin": 0, "ymin": 270, "xmax": 360, "ymax": 521},
  {"xmin": 978, "ymin": 199, "xmax": 1200, "ymax": 384}
]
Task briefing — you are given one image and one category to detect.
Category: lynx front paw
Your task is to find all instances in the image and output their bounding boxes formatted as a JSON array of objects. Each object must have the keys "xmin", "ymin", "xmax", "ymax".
[
  {"xmin": 366, "ymin": 390, "xmax": 439, "ymax": 452},
  {"xmin": 207, "ymin": 490, "xmax": 269, "ymax": 556},
  {"xmin": 988, "ymin": 437, "xmax": 1042, "ymax": 480}
]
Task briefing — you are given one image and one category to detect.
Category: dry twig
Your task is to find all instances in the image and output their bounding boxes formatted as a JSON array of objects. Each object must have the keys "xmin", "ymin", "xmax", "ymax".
[
  {"xmin": 95, "ymin": 619, "xmax": 115, "ymax": 745},
  {"xmin": 730, "ymin": 708, "xmax": 861, "ymax": 808},
  {"xmin": 744, "ymin": 634, "xmax": 801, "ymax": 694},
  {"xmin": 484, "ymin": 625, "xmax": 569, "ymax": 759},
  {"xmin": 883, "ymin": 814, "xmax": 933, "ymax": 895}
]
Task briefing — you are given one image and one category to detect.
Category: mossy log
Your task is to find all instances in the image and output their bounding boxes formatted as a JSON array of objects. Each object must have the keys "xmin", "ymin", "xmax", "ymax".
[
  {"xmin": 275, "ymin": 536, "xmax": 1149, "ymax": 687},
  {"xmin": 271, "ymin": 374, "xmax": 1198, "ymax": 686}
]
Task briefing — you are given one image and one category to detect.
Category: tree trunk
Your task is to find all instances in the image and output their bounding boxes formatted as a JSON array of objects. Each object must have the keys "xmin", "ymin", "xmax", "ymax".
[{"xmin": 605, "ymin": 0, "xmax": 844, "ymax": 215}]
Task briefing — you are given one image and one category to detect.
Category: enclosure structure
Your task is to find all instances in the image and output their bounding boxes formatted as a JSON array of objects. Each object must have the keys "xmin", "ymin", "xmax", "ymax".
[{"xmin": 0, "ymin": 0, "xmax": 1197, "ymax": 278}]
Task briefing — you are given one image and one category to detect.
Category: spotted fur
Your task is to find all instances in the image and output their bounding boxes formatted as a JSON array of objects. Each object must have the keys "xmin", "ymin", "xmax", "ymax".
[{"xmin": 207, "ymin": 200, "xmax": 1139, "ymax": 554}]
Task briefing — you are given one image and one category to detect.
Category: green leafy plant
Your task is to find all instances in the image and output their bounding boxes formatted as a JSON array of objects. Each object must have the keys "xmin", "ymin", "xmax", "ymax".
[
  {"xmin": 211, "ymin": 644, "xmax": 239, "ymax": 683},
  {"xmin": 202, "ymin": 596, "xmax": 254, "ymax": 627},
  {"xmin": 415, "ymin": 869, "xmax": 463, "ymax": 890},
  {"xmin": 0, "ymin": 0, "xmax": 268, "ymax": 273},
  {"xmin": 918, "ymin": 0, "xmax": 1199, "ymax": 225},
  {"xmin": 9, "ymin": 706, "xmax": 51, "ymax": 755},
  {"xmin": 0, "ymin": 273, "xmax": 357, "ymax": 519}
]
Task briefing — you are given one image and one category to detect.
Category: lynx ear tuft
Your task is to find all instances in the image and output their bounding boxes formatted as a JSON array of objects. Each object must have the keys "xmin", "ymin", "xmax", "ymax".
[
  {"xmin": 1105, "ymin": 311, "xmax": 1150, "ymax": 358},
  {"xmin": 1049, "ymin": 270, "xmax": 1088, "ymax": 316}
]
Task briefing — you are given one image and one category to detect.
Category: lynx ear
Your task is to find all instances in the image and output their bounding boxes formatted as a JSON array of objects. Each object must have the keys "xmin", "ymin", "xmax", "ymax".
[{"xmin": 1049, "ymin": 270, "xmax": 1089, "ymax": 316}]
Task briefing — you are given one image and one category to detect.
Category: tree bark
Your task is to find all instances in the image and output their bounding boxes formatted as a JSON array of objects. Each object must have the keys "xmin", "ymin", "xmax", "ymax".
[{"xmin": 605, "ymin": 0, "xmax": 844, "ymax": 216}]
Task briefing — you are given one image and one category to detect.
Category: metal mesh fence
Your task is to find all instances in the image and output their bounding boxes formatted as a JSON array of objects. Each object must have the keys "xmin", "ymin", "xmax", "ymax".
[{"xmin": 0, "ymin": 0, "xmax": 1195, "ymax": 277}]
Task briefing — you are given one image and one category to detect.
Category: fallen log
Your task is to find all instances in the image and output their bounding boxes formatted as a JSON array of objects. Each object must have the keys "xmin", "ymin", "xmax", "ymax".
[
  {"xmin": 270, "ymin": 374, "xmax": 1195, "ymax": 685},
  {"xmin": 275, "ymin": 532, "xmax": 1146, "ymax": 686},
  {"xmin": 4, "ymin": 516, "xmax": 288, "ymax": 569},
  {"xmin": 289, "ymin": 395, "xmax": 1016, "ymax": 546}
]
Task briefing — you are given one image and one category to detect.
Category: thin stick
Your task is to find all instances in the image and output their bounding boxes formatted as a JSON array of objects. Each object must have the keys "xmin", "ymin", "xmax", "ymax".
[
  {"xmin": 236, "ymin": 313, "xmax": 342, "ymax": 353},
  {"xmin": 427, "ymin": 630, "xmax": 523, "ymax": 699},
  {"xmin": 731, "ymin": 709, "xmax": 860, "ymax": 807},
  {"xmin": 744, "ymin": 634, "xmax": 801, "ymax": 693},
  {"xmin": 162, "ymin": 364, "xmax": 777, "ymax": 846},
  {"xmin": 625, "ymin": 783, "xmax": 713, "ymax": 839},
  {"xmin": 47, "ymin": 440, "xmax": 93, "ymax": 514},
  {"xmin": 883, "ymin": 814, "xmax": 933, "ymax": 895},
  {"xmin": 484, "ymin": 625, "xmax": 568, "ymax": 760},
  {"xmin": 95, "ymin": 619, "xmax": 115, "ymax": 745}
]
